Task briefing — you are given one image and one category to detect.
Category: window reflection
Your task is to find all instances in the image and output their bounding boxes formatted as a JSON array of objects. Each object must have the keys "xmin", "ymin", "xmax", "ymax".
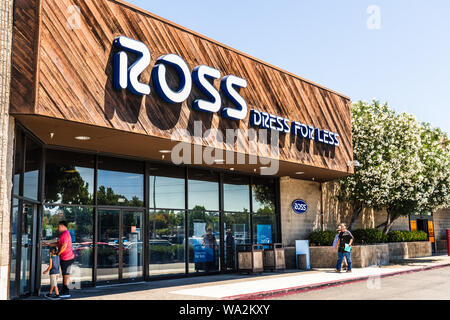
[
  {"xmin": 224, "ymin": 212, "xmax": 250, "ymax": 270},
  {"xmin": 188, "ymin": 169, "xmax": 219, "ymax": 211},
  {"xmin": 41, "ymin": 206, "xmax": 94, "ymax": 288},
  {"xmin": 149, "ymin": 165, "xmax": 185, "ymax": 210},
  {"xmin": 9, "ymin": 199, "xmax": 19, "ymax": 298},
  {"xmin": 45, "ymin": 150, "xmax": 94, "ymax": 205},
  {"xmin": 98, "ymin": 157, "xmax": 144, "ymax": 207},
  {"xmin": 188, "ymin": 210, "xmax": 220, "ymax": 273},
  {"xmin": 24, "ymin": 138, "xmax": 40, "ymax": 200},
  {"xmin": 97, "ymin": 210, "xmax": 119, "ymax": 283},
  {"xmin": 149, "ymin": 210, "xmax": 185, "ymax": 276},
  {"xmin": 223, "ymin": 174, "xmax": 250, "ymax": 212},
  {"xmin": 13, "ymin": 130, "xmax": 23, "ymax": 196},
  {"xmin": 123, "ymin": 211, "xmax": 143, "ymax": 280},
  {"xmin": 252, "ymin": 177, "xmax": 276, "ymax": 213}
]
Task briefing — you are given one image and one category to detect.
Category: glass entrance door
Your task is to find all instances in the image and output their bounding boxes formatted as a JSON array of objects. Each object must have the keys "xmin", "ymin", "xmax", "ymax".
[
  {"xmin": 97, "ymin": 209, "xmax": 143, "ymax": 283},
  {"xmin": 19, "ymin": 203, "xmax": 36, "ymax": 296}
]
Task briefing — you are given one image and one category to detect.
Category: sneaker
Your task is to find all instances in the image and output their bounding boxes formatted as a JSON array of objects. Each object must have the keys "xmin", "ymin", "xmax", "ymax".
[
  {"xmin": 335, "ymin": 269, "xmax": 341, "ymax": 273},
  {"xmin": 53, "ymin": 295, "xmax": 61, "ymax": 300},
  {"xmin": 59, "ymin": 293, "xmax": 71, "ymax": 299},
  {"xmin": 346, "ymin": 270, "xmax": 352, "ymax": 273},
  {"xmin": 44, "ymin": 293, "xmax": 54, "ymax": 299}
]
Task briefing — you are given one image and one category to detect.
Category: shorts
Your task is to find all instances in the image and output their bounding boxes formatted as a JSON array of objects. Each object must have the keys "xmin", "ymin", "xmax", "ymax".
[
  {"xmin": 60, "ymin": 259, "xmax": 74, "ymax": 276},
  {"xmin": 50, "ymin": 274, "xmax": 59, "ymax": 287}
]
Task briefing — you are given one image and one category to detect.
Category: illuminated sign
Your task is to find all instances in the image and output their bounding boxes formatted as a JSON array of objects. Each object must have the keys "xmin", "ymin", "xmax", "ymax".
[{"xmin": 113, "ymin": 36, "xmax": 340, "ymax": 145}]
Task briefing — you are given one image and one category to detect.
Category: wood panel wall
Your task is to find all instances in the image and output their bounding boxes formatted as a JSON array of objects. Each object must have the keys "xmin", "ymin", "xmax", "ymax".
[{"xmin": 10, "ymin": 0, "xmax": 353, "ymax": 175}]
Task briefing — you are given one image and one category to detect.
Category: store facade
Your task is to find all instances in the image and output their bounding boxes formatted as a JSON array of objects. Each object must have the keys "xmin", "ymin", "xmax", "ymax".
[{"xmin": 2, "ymin": 0, "xmax": 356, "ymax": 299}]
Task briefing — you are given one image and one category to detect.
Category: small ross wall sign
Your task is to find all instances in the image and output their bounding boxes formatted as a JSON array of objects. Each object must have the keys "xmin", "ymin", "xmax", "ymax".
[{"xmin": 292, "ymin": 199, "xmax": 308, "ymax": 214}]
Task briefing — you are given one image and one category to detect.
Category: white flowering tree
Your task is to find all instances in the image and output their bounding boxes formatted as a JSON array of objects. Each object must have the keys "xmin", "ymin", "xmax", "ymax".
[
  {"xmin": 414, "ymin": 124, "xmax": 450, "ymax": 214},
  {"xmin": 338, "ymin": 100, "xmax": 449, "ymax": 233}
]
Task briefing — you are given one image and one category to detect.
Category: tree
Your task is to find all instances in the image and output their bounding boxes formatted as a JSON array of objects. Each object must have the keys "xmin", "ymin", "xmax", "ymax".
[
  {"xmin": 339, "ymin": 100, "xmax": 424, "ymax": 233},
  {"xmin": 414, "ymin": 124, "xmax": 450, "ymax": 214}
]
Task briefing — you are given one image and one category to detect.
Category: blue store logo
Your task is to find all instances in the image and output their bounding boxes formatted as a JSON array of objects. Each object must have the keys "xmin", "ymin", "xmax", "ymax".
[{"xmin": 292, "ymin": 199, "xmax": 308, "ymax": 214}]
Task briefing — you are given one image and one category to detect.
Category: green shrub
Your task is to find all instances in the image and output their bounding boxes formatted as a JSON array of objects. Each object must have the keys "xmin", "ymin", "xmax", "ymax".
[
  {"xmin": 387, "ymin": 230, "xmax": 428, "ymax": 243},
  {"xmin": 308, "ymin": 231, "xmax": 337, "ymax": 246},
  {"xmin": 352, "ymin": 228, "xmax": 384, "ymax": 245},
  {"xmin": 309, "ymin": 229, "xmax": 428, "ymax": 246}
]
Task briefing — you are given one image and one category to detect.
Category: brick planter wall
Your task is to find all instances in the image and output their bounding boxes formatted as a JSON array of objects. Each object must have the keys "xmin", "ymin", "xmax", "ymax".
[
  {"xmin": 388, "ymin": 242, "xmax": 432, "ymax": 261},
  {"xmin": 286, "ymin": 242, "xmax": 433, "ymax": 269}
]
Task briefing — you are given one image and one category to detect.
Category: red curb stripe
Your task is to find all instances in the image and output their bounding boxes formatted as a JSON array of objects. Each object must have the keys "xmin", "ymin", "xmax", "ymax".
[{"xmin": 221, "ymin": 263, "xmax": 450, "ymax": 300}]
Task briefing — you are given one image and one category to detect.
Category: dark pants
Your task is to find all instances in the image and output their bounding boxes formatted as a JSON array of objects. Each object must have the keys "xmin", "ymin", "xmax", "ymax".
[{"xmin": 336, "ymin": 252, "xmax": 352, "ymax": 271}]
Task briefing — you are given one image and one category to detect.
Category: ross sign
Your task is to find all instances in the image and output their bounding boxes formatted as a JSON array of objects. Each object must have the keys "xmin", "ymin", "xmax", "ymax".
[
  {"xmin": 292, "ymin": 199, "xmax": 308, "ymax": 214},
  {"xmin": 112, "ymin": 36, "xmax": 340, "ymax": 146}
]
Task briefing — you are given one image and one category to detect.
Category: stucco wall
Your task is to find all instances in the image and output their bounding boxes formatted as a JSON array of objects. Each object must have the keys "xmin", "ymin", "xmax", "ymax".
[
  {"xmin": 280, "ymin": 178, "xmax": 410, "ymax": 246},
  {"xmin": 0, "ymin": 0, "xmax": 14, "ymax": 301},
  {"xmin": 434, "ymin": 208, "xmax": 450, "ymax": 240}
]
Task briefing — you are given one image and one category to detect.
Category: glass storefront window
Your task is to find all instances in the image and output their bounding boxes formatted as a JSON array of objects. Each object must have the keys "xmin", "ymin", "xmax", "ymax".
[
  {"xmin": 252, "ymin": 177, "xmax": 276, "ymax": 213},
  {"xmin": 224, "ymin": 212, "xmax": 250, "ymax": 270},
  {"xmin": 149, "ymin": 210, "xmax": 185, "ymax": 276},
  {"xmin": 188, "ymin": 169, "xmax": 219, "ymax": 211},
  {"xmin": 188, "ymin": 210, "xmax": 220, "ymax": 273},
  {"xmin": 45, "ymin": 150, "xmax": 95, "ymax": 205},
  {"xmin": 149, "ymin": 164, "xmax": 185, "ymax": 210},
  {"xmin": 23, "ymin": 138, "xmax": 40, "ymax": 200},
  {"xmin": 223, "ymin": 174, "xmax": 250, "ymax": 213},
  {"xmin": 98, "ymin": 156, "xmax": 144, "ymax": 207},
  {"xmin": 41, "ymin": 206, "xmax": 94, "ymax": 287},
  {"xmin": 97, "ymin": 210, "xmax": 119, "ymax": 283},
  {"xmin": 13, "ymin": 130, "xmax": 23, "ymax": 196},
  {"xmin": 9, "ymin": 199, "xmax": 19, "ymax": 298},
  {"xmin": 123, "ymin": 211, "xmax": 143, "ymax": 280}
]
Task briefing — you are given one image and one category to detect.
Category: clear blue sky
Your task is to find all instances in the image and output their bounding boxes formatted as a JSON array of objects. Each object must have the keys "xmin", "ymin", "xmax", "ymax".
[{"xmin": 127, "ymin": 0, "xmax": 450, "ymax": 134}]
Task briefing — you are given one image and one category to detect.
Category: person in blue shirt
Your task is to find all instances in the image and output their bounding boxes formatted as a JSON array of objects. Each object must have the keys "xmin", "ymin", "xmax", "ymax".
[{"xmin": 43, "ymin": 247, "xmax": 61, "ymax": 299}]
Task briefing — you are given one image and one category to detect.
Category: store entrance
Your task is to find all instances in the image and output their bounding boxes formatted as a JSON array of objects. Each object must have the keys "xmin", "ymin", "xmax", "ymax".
[
  {"xmin": 97, "ymin": 209, "xmax": 143, "ymax": 284},
  {"xmin": 12, "ymin": 201, "xmax": 39, "ymax": 297},
  {"xmin": 416, "ymin": 219, "xmax": 429, "ymax": 234}
]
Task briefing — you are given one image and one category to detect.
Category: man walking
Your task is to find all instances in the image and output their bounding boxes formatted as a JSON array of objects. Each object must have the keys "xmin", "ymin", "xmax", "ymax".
[{"xmin": 335, "ymin": 223, "xmax": 354, "ymax": 273}]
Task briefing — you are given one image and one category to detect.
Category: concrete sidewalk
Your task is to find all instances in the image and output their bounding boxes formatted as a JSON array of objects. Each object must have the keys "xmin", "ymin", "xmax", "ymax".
[{"xmin": 33, "ymin": 255, "xmax": 450, "ymax": 300}]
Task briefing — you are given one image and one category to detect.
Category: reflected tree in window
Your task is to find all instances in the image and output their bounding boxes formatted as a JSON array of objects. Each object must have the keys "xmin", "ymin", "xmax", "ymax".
[
  {"xmin": 45, "ymin": 166, "xmax": 93, "ymax": 205},
  {"xmin": 97, "ymin": 186, "xmax": 144, "ymax": 207}
]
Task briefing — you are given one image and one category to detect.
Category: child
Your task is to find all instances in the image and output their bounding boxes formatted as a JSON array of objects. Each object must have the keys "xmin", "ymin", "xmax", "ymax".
[{"xmin": 43, "ymin": 247, "xmax": 61, "ymax": 299}]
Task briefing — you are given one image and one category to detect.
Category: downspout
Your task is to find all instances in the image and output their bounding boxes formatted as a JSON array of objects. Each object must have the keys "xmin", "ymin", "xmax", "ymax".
[{"xmin": 320, "ymin": 183, "xmax": 325, "ymax": 231}]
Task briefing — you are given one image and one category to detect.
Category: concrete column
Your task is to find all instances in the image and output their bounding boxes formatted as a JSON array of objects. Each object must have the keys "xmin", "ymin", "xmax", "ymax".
[{"xmin": 0, "ymin": 0, "xmax": 14, "ymax": 301}]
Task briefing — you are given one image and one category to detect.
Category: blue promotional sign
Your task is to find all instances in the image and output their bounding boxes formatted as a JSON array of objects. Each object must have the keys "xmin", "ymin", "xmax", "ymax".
[
  {"xmin": 257, "ymin": 225, "xmax": 272, "ymax": 244},
  {"xmin": 292, "ymin": 199, "xmax": 308, "ymax": 214},
  {"xmin": 194, "ymin": 245, "xmax": 214, "ymax": 263}
]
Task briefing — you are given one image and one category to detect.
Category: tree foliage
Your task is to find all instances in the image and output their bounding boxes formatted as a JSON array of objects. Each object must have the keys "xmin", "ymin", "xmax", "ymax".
[{"xmin": 339, "ymin": 100, "xmax": 450, "ymax": 233}]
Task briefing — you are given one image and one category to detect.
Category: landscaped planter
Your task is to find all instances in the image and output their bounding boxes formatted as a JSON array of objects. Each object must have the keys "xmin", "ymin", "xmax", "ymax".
[
  {"xmin": 388, "ymin": 241, "xmax": 432, "ymax": 261},
  {"xmin": 309, "ymin": 244, "xmax": 389, "ymax": 268}
]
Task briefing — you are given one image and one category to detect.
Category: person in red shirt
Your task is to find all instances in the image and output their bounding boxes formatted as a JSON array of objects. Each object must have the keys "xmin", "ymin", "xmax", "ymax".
[{"xmin": 46, "ymin": 221, "xmax": 74, "ymax": 298}]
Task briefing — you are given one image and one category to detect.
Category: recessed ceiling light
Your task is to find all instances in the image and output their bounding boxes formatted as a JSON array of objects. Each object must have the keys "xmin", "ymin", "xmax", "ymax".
[
  {"xmin": 230, "ymin": 168, "xmax": 235, "ymax": 171},
  {"xmin": 75, "ymin": 136, "xmax": 90, "ymax": 141},
  {"xmin": 214, "ymin": 159, "xmax": 225, "ymax": 164},
  {"xmin": 159, "ymin": 150, "xmax": 172, "ymax": 154},
  {"xmin": 296, "ymin": 172, "xmax": 305, "ymax": 175}
]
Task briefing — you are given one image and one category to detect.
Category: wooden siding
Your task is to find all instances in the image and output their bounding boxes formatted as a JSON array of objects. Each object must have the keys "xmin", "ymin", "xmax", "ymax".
[{"xmin": 10, "ymin": 0, "xmax": 353, "ymax": 174}]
